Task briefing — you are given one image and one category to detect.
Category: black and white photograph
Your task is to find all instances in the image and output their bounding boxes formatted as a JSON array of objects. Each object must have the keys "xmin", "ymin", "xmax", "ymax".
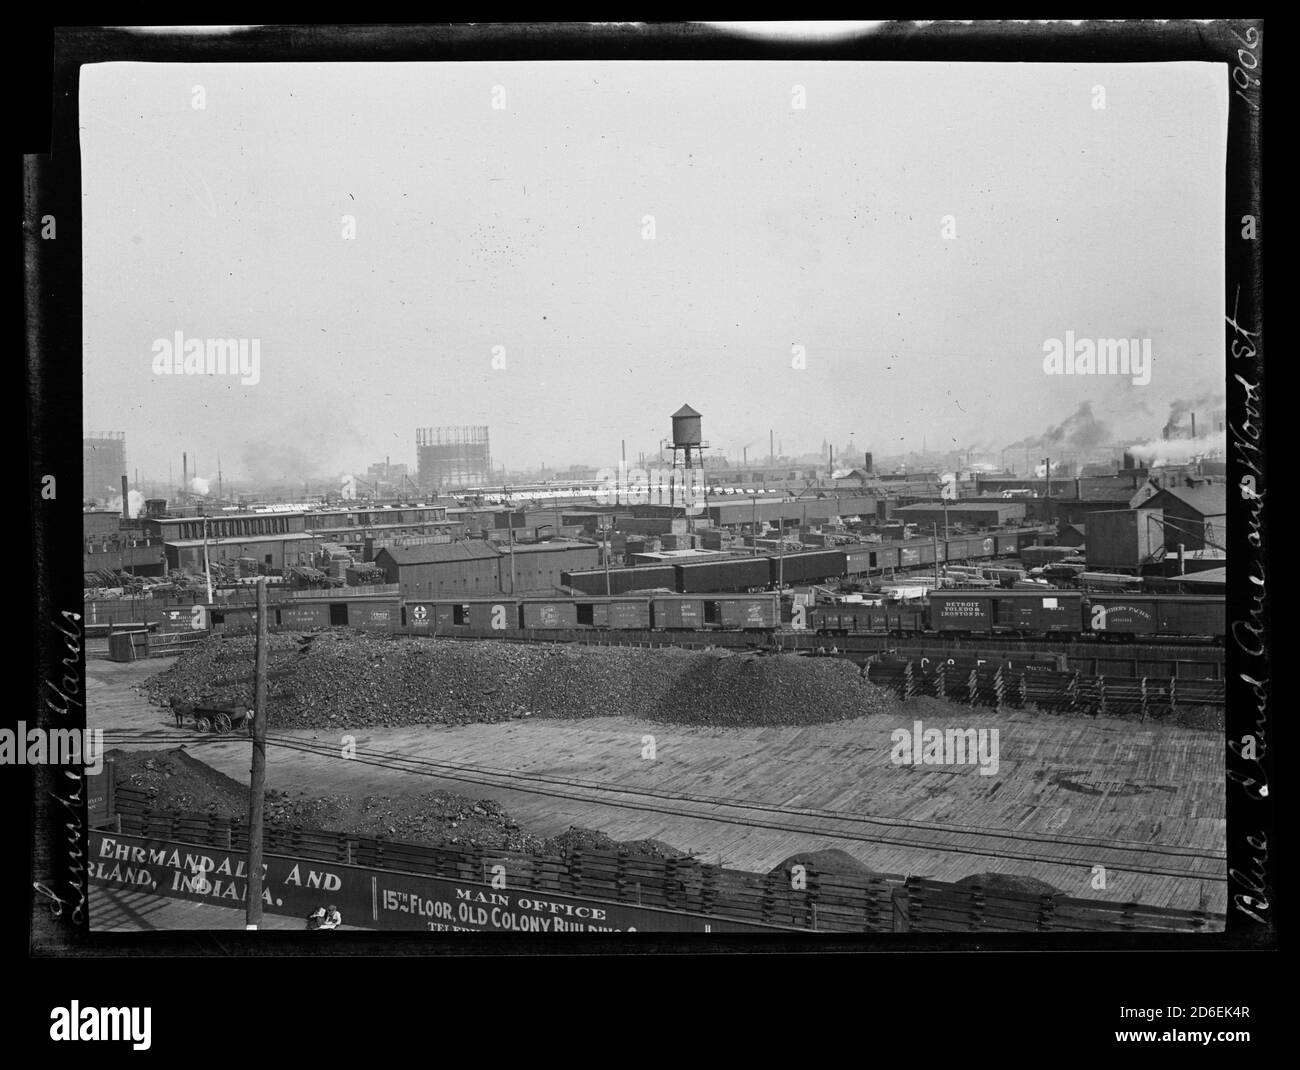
[{"xmin": 21, "ymin": 20, "xmax": 1272, "ymax": 1044}]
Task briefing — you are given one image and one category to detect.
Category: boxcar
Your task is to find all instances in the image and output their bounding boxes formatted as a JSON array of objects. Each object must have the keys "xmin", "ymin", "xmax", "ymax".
[
  {"xmin": 931, "ymin": 591, "xmax": 1083, "ymax": 634},
  {"xmin": 580, "ymin": 597, "xmax": 653, "ymax": 629},
  {"xmin": 562, "ymin": 565, "xmax": 676, "ymax": 597},
  {"xmin": 276, "ymin": 602, "xmax": 330, "ymax": 630},
  {"xmin": 521, "ymin": 600, "xmax": 578, "ymax": 629},
  {"xmin": 711, "ymin": 595, "xmax": 779, "ymax": 629},
  {"xmin": 873, "ymin": 545, "xmax": 901, "ymax": 571},
  {"xmin": 1085, "ymin": 594, "xmax": 1224, "ymax": 638},
  {"xmin": 350, "ymin": 600, "xmax": 401, "ymax": 631},
  {"xmin": 995, "ymin": 533, "xmax": 1019, "ymax": 556},
  {"xmin": 652, "ymin": 595, "xmax": 706, "ymax": 629},
  {"xmin": 404, "ymin": 598, "xmax": 518, "ymax": 632},
  {"xmin": 843, "ymin": 548, "xmax": 875, "ymax": 575},
  {"xmin": 677, "ymin": 557, "xmax": 769, "ymax": 593},
  {"xmin": 769, "ymin": 550, "xmax": 847, "ymax": 585}
]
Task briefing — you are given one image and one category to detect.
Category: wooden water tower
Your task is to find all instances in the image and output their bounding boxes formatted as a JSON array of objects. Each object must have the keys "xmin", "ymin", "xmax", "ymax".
[{"xmin": 669, "ymin": 404, "xmax": 708, "ymax": 520}]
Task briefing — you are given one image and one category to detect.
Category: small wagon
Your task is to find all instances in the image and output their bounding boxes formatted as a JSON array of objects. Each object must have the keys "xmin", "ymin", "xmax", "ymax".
[{"xmin": 191, "ymin": 704, "xmax": 250, "ymax": 735}]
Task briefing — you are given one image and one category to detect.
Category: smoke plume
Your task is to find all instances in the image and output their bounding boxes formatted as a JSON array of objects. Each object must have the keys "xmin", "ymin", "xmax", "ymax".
[
  {"xmin": 1161, "ymin": 393, "xmax": 1225, "ymax": 440},
  {"xmin": 1128, "ymin": 430, "xmax": 1226, "ymax": 467},
  {"xmin": 107, "ymin": 489, "xmax": 146, "ymax": 518},
  {"xmin": 1005, "ymin": 402, "xmax": 1113, "ymax": 453},
  {"xmin": 189, "ymin": 476, "xmax": 211, "ymax": 496}
]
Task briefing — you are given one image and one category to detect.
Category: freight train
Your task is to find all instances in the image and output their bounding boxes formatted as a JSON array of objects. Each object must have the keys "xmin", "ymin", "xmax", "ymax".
[
  {"xmin": 811, "ymin": 591, "xmax": 1224, "ymax": 641},
  {"xmin": 200, "ymin": 586, "xmax": 1224, "ymax": 643},
  {"xmin": 560, "ymin": 528, "xmax": 1054, "ymax": 597}
]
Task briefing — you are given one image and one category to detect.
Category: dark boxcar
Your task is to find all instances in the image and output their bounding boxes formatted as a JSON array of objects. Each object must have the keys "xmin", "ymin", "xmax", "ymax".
[
  {"xmin": 652, "ymin": 595, "xmax": 705, "ymax": 629},
  {"xmin": 522, "ymin": 600, "xmax": 578, "ymax": 629},
  {"xmin": 562, "ymin": 566, "xmax": 676, "ymax": 596},
  {"xmin": 1086, "ymin": 594, "xmax": 1224, "ymax": 638},
  {"xmin": 972, "ymin": 535, "xmax": 997, "ymax": 558},
  {"xmin": 1159, "ymin": 595, "xmax": 1225, "ymax": 637},
  {"xmin": 676, "ymin": 557, "xmax": 768, "ymax": 593},
  {"xmin": 899, "ymin": 545, "xmax": 922, "ymax": 568},
  {"xmin": 945, "ymin": 538, "xmax": 969, "ymax": 561},
  {"xmin": 774, "ymin": 550, "xmax": 847, "ymax": 584},
  {"xmin": 995, "ymin": 533, "xmax": 1019, "ymax": 556},
  {"xmin": 712, "ymin": 595, "xmax": 779, "ymax": 629},
  {"xmin": 717, "ymin": 556, "xmax": 774, "ymax": 590}
]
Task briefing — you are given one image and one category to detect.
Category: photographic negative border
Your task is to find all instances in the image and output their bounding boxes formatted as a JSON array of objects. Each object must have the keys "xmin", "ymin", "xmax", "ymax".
[{"xmin": 22, "ymin": 20, "xmax": 1268, "ymax": 961}]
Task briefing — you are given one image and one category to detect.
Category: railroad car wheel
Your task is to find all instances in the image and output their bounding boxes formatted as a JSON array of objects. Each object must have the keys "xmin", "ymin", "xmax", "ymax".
[
  {"xmin": 194, "ymin": 716, "xmax": 211, "ymax": 733},
  {"xmin": 215, "ymin": 713, "xmax": 232, "ymax": 733}
]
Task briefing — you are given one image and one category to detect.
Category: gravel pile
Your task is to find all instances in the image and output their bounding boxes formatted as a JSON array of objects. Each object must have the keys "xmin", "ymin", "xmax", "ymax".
[{"xmin": 143, "ymin": 633, "xmax": 890, "ymax": 730}]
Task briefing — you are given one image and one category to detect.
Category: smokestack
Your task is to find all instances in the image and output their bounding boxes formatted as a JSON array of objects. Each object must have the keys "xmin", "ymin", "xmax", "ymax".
[
  {"xmin": 864, "ymin": 451, "xmax": 873, "ymax": 474},
  {"xmin": 1075, "ymin": 477, "xmax": 1081, "ymax": 501},
  {"xmin": 1191, "ymin": 412, "xmax": 1196, "ymax": 439},
  {"xmin": 121, "ymin": 475, "xmax": 130, "ymax": 520},
  {"xmin": 183, "ymin": 452, "xmax": 188, "ymax": 494},
  {"xmin": 1122, "ymin": 451, "xmax": 1135, "ymax": 470}
]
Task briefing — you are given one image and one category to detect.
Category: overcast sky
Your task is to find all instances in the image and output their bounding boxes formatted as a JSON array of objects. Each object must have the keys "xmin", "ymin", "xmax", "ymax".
[{"xmin": 81, "ymin": 60, "xmax": 1227, "ymax": 485}]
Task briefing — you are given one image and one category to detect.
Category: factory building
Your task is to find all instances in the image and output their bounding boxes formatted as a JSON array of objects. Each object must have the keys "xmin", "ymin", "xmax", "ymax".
[
  {"xmin": 140, "ymin": 511, "xmax": 320, "ymax": 571},
  {"xmin": 83, "ymin": 509, "xmax": 167, "ymax": 578},
  {"xmin": 83, "ymin": 434, "xmax": 126, "ymax": 504}
]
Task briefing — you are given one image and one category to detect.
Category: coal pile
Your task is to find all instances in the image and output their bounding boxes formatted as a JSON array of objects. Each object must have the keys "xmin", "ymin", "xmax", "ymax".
[
  {"xmin": 143, "ymin": 633, "xmax": 891, "ymax": 731},
  {"xmin": 109, "ymin": 748, "xmax": 693, "ymax": 857}
]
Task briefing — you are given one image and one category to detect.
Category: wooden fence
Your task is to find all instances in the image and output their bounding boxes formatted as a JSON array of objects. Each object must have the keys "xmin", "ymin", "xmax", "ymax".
[
  {"xmin": 862, "ymin": 657, "xmax": 1224, "ymax": 720},
  {"xmin": 111, "ymin": 794, "xmax": 1222, "ymax": 933}
]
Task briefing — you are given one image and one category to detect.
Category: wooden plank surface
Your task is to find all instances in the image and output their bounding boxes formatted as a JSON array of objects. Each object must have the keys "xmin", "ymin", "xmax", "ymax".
[{"xmin": 89, "ymin": 651, "xmax": 1226, "ymax": 914}]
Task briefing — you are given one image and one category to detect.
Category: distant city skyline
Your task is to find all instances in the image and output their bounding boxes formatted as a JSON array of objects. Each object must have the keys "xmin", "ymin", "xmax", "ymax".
[{"xmin": 82, "ymin": 61, "xmax": 1227, "ymax": 486}]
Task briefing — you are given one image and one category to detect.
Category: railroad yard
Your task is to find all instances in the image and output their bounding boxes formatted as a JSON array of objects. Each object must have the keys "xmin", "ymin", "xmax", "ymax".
[{"xmin": 88, "ymin": 632, "xmax": 1226, "ymax": 918}]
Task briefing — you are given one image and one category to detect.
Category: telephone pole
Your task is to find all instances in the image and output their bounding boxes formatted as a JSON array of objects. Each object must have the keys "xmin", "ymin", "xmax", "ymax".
[{"xmin": 245, "ymin": 578, "xmax": 269, "ymax": 929}]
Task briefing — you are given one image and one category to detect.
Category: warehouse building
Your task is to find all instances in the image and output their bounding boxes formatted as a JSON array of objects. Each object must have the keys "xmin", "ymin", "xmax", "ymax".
[
  {"xmin": 374, "ymin": 541, "xmax": 502, "ymax": 598},
  {"xmin": 374, "ymin": 538, "xmax": 599, "ymax": 597},
  {"xmin": 891, "ymin": 500, "xmax": 1026, "ymax": 528},
  {"xmin": 1142, "ymin": 485, "xmax": 1227, "ymax": 554},
  {"xmin": 500, "ymin": 540, "xmax": 600, "ymax": 594},
  {"xmin": 1085, "ymin": 507, "xmax": 1164, "ymax": 571}
]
